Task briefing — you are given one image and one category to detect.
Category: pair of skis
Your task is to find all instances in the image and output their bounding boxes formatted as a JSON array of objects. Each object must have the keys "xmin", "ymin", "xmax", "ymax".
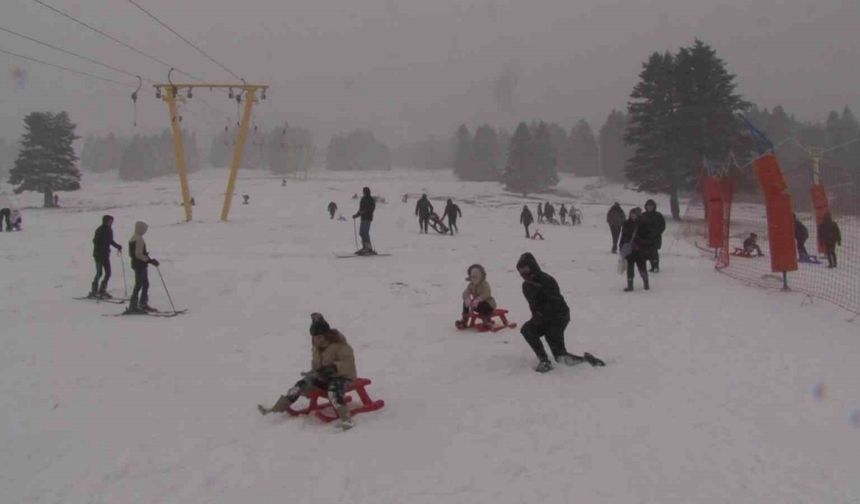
[{"xmin": 73, "ymin": 295, "xmax": 126, "ymax": 305}]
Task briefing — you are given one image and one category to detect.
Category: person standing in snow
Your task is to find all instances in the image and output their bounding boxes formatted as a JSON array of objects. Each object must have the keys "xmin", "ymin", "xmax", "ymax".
[
  {"xmin": 818, "ymin": 212, "xmax": 842, "ymax": 268},
  {"xmin": 520, "ymin": 205, "xmax": 534, "ymax": 238},
  {"xmin": 441, "ymin": 199, "xmax": 462, "ymax": 235},
  {"xmin": 543, "ymin": 202, "xmax": 555, "ymax": 224},
  {"xmin": 415, "ymin": 194, "xmax": 434, "ymax": 234},
  {"xmin": 90, "ymin": 215, "xmax": 122, "ymax": 298},
  {"xmin": 328, "ymin": 201, "xmax": 338, "ymax": 220},
  {"xmin": 515, "ymin": 252, "xmax": 582, "ymax": 372},
  {"xmin": 619, "ymin": 207, "xmax": 650, "ymax": 292},
  {"xmin": 794, "ymin": 214, "xmax": 810, "ymax": 261},
  {"xmin": 352, "ymin": 187, "xmax": 376, "ymax": 255},
  {"xmin": 9, "ymin": 209, "xmax": 22, "ymax": 231},
  {"xmin": 640, "ymin": 199, "xmax": 666, "ymax": 272},
  {"xmin": 456, "ymin": 264, "xmax": 497, "ymax": 329},
  {"xmin": 559, "ymin": 204, "xmax": 568, "ymax": 225},
  {"xmin": 258, "ymin": 313, "xmax": 357, "ymax": 430},
  {"xmin": 127, "ymin": 221, "xmax": 159, "ymax": 313},
  {"xmin": 0, "ymin": 207, "xmax": 10, "ymax": 232},
  {"xmin": 536, "ymin": 203, "xmax": 544, "ymax": 224},
  {"xmin": 606, "ymin": 202, "xmax": 625, "ymax": 254}
]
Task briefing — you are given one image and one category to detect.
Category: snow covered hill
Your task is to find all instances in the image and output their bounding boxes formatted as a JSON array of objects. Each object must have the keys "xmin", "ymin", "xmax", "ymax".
[{"xmin": 2, "ymin": 168, "xmax": 858, "ymax": 504}]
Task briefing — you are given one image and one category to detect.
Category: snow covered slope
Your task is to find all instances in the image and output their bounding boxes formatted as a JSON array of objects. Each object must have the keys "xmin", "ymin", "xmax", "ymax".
[{"xmin": 1, "ymin": 168, "xmax": 858, "ymax": 504}]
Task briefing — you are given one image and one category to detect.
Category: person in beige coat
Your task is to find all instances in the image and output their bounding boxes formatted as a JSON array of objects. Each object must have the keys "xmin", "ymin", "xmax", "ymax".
[
  {"xmin": 456, "ymin": 264, "xmax": 497, "ymax": 329},
  {"xmin": 258, "ymin": 313, "xmax": 357, "ymax": 429}
]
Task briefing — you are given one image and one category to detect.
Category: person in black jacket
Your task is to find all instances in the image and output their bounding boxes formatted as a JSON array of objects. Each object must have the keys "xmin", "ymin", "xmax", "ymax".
[
  {"xmin": 818, "ymin": 212, "xmax": 842, "ymax": 268},
  {"xmin": 606, "ymin": 202, "xmax": 625, "ymax": 253},
  {"xmin": 516, "ymin": 252, "xmax": 582, "ymax": 372},
  {"xmin": 90, "ymin": 215, "xmax": 123, "ymax": 298},
  {"xmin": 559, "ymin": 204, "xmax": 568, "ymax": 225},
  {"xmin": 520, "ymin": 205, "xmax": 534, "ymax": 238},
  {"xmin": 415, "ymin": 194, "xmax": 434, "ymax": 234},
  {"xmin": 640, "ymin": 199, "xmax": 666, "ymax": 272},
  {"xmin": 544, "ymin": 202, "xmax": 555, "ymax": 224},
  {"xmin": 352, "ymin": 187, "xmax": 376, "ymax": 255},
  {"xmin": 794, "ymin": 214, "xmax": 810, "ymax": 261},
  {"xmin": 536, "ymin": 203, "xmax": 544, "ymax": 224},
  {"xmin": 441, "ymin": 199, "xmax": 462, "ymax": 235},
  {"xmin": 328, "ymin": 201, "xmax": 338, "ymax": 220},
  {"xmin": 619, "ymin": 207, "xmax": 649, "ymax": 292}
]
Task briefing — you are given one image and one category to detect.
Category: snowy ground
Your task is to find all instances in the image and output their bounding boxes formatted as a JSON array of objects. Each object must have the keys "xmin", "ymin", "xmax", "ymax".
[{"xmin": 2, "ymin": 168, "xmax": 859, "ymax": 504}]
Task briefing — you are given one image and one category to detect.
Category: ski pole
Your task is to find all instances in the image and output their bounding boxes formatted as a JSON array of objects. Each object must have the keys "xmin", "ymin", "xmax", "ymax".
[
  {"xmin": 119, "ymin": 250, "xmax": 128, "ymax": 299},
  {"xmin": 353, "ymin": 218, "xmax": 359, "ymax": 250},
  {"xmin": 155, "ymin": 266, "xmax": 178, "ymax": 314}
]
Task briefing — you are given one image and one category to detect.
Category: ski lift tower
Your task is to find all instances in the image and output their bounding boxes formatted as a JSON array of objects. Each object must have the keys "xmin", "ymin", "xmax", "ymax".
[{"xmin": 154, "ymin": 70, "xmax": 268, "ymax": 222}]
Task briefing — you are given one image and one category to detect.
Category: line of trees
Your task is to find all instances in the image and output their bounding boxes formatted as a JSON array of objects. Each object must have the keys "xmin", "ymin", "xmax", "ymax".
[
  {"xmin": 208, "ymin": 122, "xmax": 314, "ymax": 173},
  {"xmin": 326, "ymin": 130, "xmax": 391, "ymax": 171},
  {"xmin": 81, "ymin": 130, "xmax": 201, "ymax": 181}
]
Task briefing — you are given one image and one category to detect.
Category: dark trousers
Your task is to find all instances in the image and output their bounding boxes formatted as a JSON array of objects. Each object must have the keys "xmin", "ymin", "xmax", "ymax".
[
  {"xmin": 648, "ymin": 249, "xmax": 660, "ymax": 271},
  {"xmin": 797, "ymin": 239, "xmax": 810, "ymax": 260},
  {"xmin": 524, "ymin": 223, "xmax": 531, "ymax": 238},
  {"xmin": 418, "ymin": 215, "xmax": 429, "ymax": 233},
  {"xmin": 359, "ymin": 219, "xmax": 372, "ymax": 249},
  {"xmin": 520, "ymin": 318, "xmax": 569, "ymax": 361},
  {"xmin": 824, "ymin": 245, "xmax": 837, "ymax": 267},
  {"xmin": 91, "ymin": 257, "xmax": 112, "ymax": 294},
  {"xmin": 130, "ymin": 265, "xmax": 149, "ymax": 308},
  {"xmin": 610, "ymin": 225, "xmax": 621, "ymax": 252},
  {"xmin": 627, "ymin": 251, "xmax": 649, "ymax": 285},
  {"xmin": 448, "ymin": 218, "xmax": 458, "ymax": 234},
  {"xmin": 270, "ymin": 374, "xmax": 349, "ymax": 413}
]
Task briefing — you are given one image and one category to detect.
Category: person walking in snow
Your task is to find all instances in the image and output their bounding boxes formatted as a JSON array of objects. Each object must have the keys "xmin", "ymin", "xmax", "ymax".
[
  {"xmin": 9, "ymin": 209, "xmax": 22, "ymax": 231},
  {"xmin": 606, "ymin": 202, "xmax": 625, "ymax": 254},
  {"xmin": 441, "ymin": 199, "xmax": 462, "ymax": 235},
  {"xmin": 90, "ymin": 215, "xmax": 122, "ymax": 298},
  {"xmin": 520, "ymin": 205, "xmax": 534, "ymax": 238},
  {"xmin": 794, "ymin": 214, "xmax": 810, "ymax": 261},
  {"xmin": 258, "ymin": 313, "xmax": 357, "ymax": 430},
  {"xmin": 640, "ymin": 199, "xmax": 666, "ymax": 272},
  {"xmin": 328, "ymin": 201, "xmax": 338, "ymax": 220},
  {"xmin": 543, "ymin": 202, "xmax": 555, "ymax": 224},
  {"xmin": 515, "ymin": 252, "xmax": 582, "ymax": 372},
  {"xmin": 536, "ymin": 203, "xmax": 544, "ymax": 224},
  {"xmin": 619, "ymin": 207, "xmax": 650, "ymax": 292},
  {"xmin": 352, "ymin": 187, "xmax": 376, "ymax": 255},
  {"xmin": 456, "ymin": 264, "xmax": 497, "ymax": 330},
  {"xmin": 127, "ymin": 221, "xmax": 159, "ymax": 313},
  {"xmin": 415, "ymin": 194, "xmax": 434, "ymax": 234},
  {"xmin": 818, "ymin": 212, "xmax": 842, "ymax": 268},
  {"xmin": 559, "ymin": 204, "xmax": 568, "ymax": 225}
]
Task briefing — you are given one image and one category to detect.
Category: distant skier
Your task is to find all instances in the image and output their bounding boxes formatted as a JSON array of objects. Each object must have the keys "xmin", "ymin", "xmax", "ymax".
[
  {"xmin": 794, "ymin": 214, "xmax": 810, "ymax": 261},
  {"xmin": 606, "ymin": 202, "xmax": 625, "ymax": 254},
  {"xmin": 441, "ymin": 199, "xmax": 462, "ymax": 235},
  {"xmin": 352, "ymin": 187, "xmax": 376, "ymax": 255},
  {"xmin": 559, "ymin": 204, "xmax": 568, "ymax": 225},
  {"xmin": 0, "ymin": 207, "xmax": 10, "ymax": 232},
  {"xmin": 258, "ymin": 313, "xmax": 357, "ymax": 430},
  {"xmin": 520, "ymin": 205, "xmax": 534, "ymax": 238},
  {"xmin": 90, "ymin": 215, "xmax": 123, "ymax": 298},
  {"xmin": 127, "ymin": 221, "xmax": 159, "ymax": 313},
  {"xmin": 415, "ymin": 194, "xmax": 434, "ymax": 234},
  {"xmin": 328, "ymin": 201, "xmax": 338, "ymax": 220},
  {"xmin": 536, "ymin": 203, "xmax": 544, "ymax": 224},
  {"xmin": 544, "ymin": 202, "xmax": 555, "ymax": 224},
  {"xmin": 515, "ymin": 252, "xmax": 582, "ymax": 372},
  {"xmin": 619, "ymin": 207, "xmax": 650, "ymax": 292},
  {"xmin": 742, "ymin": 233, "xmax": 764, "ymax": 257},
  {"xmin": 818, "ymin": 212, "xmax": 842, "ymax": 268},
  {"xmin": 456, "ymin": 264, "xmax": 497, "ymax": 330},
  {"xmin": 640, "ymin": 199, "xmax": 666, "ymax": 272}
]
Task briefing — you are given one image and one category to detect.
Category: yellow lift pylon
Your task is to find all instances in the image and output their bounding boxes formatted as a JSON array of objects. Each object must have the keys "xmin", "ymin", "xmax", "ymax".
[{"xmin": 154, "ymin": 75, "xmax": 268, "ymax": 222}]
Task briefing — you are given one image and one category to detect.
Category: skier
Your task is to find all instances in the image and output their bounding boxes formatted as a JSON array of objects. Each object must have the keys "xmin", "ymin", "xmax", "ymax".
[
  {"xmin": 818, "ymin": 212, "xmax": 842, "ymax": 268},
  {"xmin": 606, "ymin": 202, "xmax": 625, "ymax": 253},
  {"xmin": 127, "ymin": 221, "xmax": 159, "ymax": 313},
  {"xmin": 640, "ymin": 199, "xmax": 666, "ymax": 272},
  {"xmin": 258, "ymin": 313, "xmax": 356, "ymax": 430},
  {"xmin": 441, "ymin": 199, "xmax": 462, "ymax": 235},
  {"xmin": 559, "ymin": 204, "xmax": 568, "ymax": 225},
  {"xmin": 619, "ymin": 207, "xmax": 650, "ymax": 292},
  {"xmin": 520, "ymin": 205, "xmax": 534, "ymax": 238},
  {"xmin": 536, "ymin": 203, "xmax": 544, "ymax": 224},
  {"xmin": 544, "ymin": 202, "xmax": 555, "ymax": 224},
  {"xmin": 352, "ymin": 187, "xmax": 376, "ymax": 255},
  {"xmin": 9, "ymin": 209, "xmax": 21, "ymax": 231},
  {"xmin": 415, "ymin": 194, "xmax": 433, "ymax": 234},
  {"xmin": 794, "ymin": 214, "xmax": 810, "ymax": 262},
  {"xmin": 90, "ymin": 215, "xmax": 123, "ymax": 298},
  {"xmin": 0, "ymin": 207, "xmax": 10, "ymax": 232},
  {"xmin": 515, "ymin": 252, "xmax": 582, "ymax": 372},
  {"xmin": 742, "ymin": 233, "xmax": 764, "ymax": 257},
  {"xmin": 456, "ymin": 264, "xmax": 497, "ymax": 330},
  {"xmin": 328, "ymin": 201, "xmax": 338, "ymax": 220}
]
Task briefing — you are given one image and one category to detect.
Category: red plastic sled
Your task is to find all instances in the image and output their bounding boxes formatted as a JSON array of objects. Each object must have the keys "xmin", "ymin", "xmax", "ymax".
[
  {"xmin": 286, "ymin": 377, "xmax": 385, "ymax": 423},
  {"xmin": 456, "ymin": 308, "xmax": 518, "ymax": 333},
  {"xmin": 731, "ymin": 248, "xmax": 762, "ymax": 258}
]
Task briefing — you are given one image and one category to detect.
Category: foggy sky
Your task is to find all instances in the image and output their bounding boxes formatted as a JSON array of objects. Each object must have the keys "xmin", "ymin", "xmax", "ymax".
[{"xmin": 1, "ymin": 0, "xmax": 858, "ymax": 148}]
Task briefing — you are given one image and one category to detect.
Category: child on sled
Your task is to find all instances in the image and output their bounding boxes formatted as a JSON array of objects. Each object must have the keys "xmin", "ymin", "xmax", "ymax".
[{"xmin": 456, "ymin": 264, "xmax": 497, "ymax": 330}]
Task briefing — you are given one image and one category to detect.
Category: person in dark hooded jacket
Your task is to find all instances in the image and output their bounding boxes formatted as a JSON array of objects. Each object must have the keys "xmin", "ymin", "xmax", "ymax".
[
  {"xmin": 352, "ymin": 187, "xmax": 376, "ymax": 254},
  {"xmin": 90, "ymin": 215, "xmax": 123, "ymax": 298},
  {"xmin": 794, "ymin": 214, "xmax": 810, "ymax": 261},
  {"xmin": 415, "ymin": 194, "xmax": 434, "ymax": 234},
  {"xmin": 328, "ymin": 201, "xmax": 338, "ymax": 220},
  {"xmin": 520, "ymin": 205, "xmax": 534, "ymax": 238},
  {"xmin": 441, "ymin": 199, "xmax": 462, "ymax": 235},
  {"xmin": 606, "ymin": 202, "xmax": 625, "ymax": 253},
  {"xmin": 639, "ymin": 199, "xmax": 665, "ymax": 272},
  {"xmin": 818, "ymin": 212, "xmax": 842, "ymax": 268},
  {"xmin": 515, "ymin": 253, "xmax": 582, "ymax": 372},
  {"xmin": 619, "ymin": 207, "xmax": 649, "ymax": 292},
  {"xmin": 543, "ymin": 202, "xmax": 555, "ymax": 224}
]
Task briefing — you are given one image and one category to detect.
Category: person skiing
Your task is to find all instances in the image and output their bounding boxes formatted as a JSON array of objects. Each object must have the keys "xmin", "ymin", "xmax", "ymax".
[
  {"xmin": 619, "ymin": 207, "xmax": 650, "ymax": 292},
  {"xmin": 606, "ymin": 202, "xmax": 625, "ymax": 254},
  {"xmin": 328, "ymin": 201, "xmax": 338, "ymax": 220},
  {"xmin": 441, "ymin": 199, "xmax": 462, "ymax": 235},
  {"xmin": 818, "ymin": 212, "xmax": 841, "ymax": 268},
  {"xmin": 456, "ymin": 264, "xmax": 497, "ymax": 330},
  {"xmin": 520, "ymin": 205, "xmax": 534, "ymax": 238},
  {"xmin": 794, "ymin": 214, "xmax": 810, "ymax": 261},
  {"xmin": 544, "ymin": 202, "xmax": 555, "ymax": 224},
  {"xmin": 90, "ymin": 215, "xmax": 123, "ymax": 298},
  {"xmin": 415, "ymin": 194, "xmax": 434, "ymax": 234},
  {"xmin": 742, "ymin": 233, "xmax": 764, "ymax": 257},
  {"xmin": 127, "ymin": 221, "xmax": 159, "ymax": 313},
  {"xmin": 640, "ymin": 199, "xmax": 666, "ymax": 272},
  {"xmin": 536, "ymin": 203, "xmax": 544, "ymax": 224},
  {"xmin": 515, "ymin": 252, "xmax": 582, "ymax": 372},
  {"xmin": 352, "ymin": 187, "xmax": 376, "ymax": 255},
  {"xmin": 258, "ymin": 313, "xmax": 357, "ymax": 430},
  {"xmin": 559, "ymin": 204, "xmax": 568, "ymax": 225}
]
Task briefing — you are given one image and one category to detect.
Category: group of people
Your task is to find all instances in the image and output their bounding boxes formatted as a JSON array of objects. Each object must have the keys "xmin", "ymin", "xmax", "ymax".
[
  {"xmin": 739, "ymin": 212, "xmax": 842, "ymax": 269},
  {"xmin": 0, "ymin": 207, "xmax": 23, "ymax": 231},
  {"xmin": 607, "ymin": 200, "xmax": 666, "ymax": 292},
  {"xmin": 414, "ymin": 194, "xmax": 462, "ymax": 235},
  {"xmin": 535, "ymin": 201, "xmax": 580, "ymax": 226}
]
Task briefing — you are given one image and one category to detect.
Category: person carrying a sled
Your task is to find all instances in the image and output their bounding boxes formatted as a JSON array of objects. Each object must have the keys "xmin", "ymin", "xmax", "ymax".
[
  {"xmin": 258, "ymin": 313, "xmax": 357, "ymax": 429},
  {"xmin": 415, "ymin": 194, "xmax": 434, "ymax": 234},
  {"xmin": 516, "ymin": 252, "xmax": 582, "ymax": 372},
  {"xmin": 520, "ymin": 205, "xmax": 534, "ymax": 238},
  {"xmin": 456, "ymin": 264, "xmax": 497, "ymax": 330},
  {"xmin": 328, "ymin": 201, "xmax": 338, "ymax": 220},
  {"xmin": 818, "ymin": 212, "xmax": 841, "ymax": 268},
  {"xmin": 743, "ymin": 233, "xmax": 764, "ymax": 257},
  {"xmin": 352, "ymin": 187, "xmax": 376, "ymax": 255},
  {"xmin": 441, "ymin": 199, "xmax": 462, "ymax": 235},
  {"xmin": 90, "ymin": 215, "xmax": 122, "ymax": 298},
  {"xmin": 127, "ymin": 221, "xmax": 159, "ymax": 313}
]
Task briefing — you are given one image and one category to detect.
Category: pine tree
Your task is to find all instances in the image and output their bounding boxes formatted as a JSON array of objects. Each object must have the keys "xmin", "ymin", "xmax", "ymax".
[
  {"xmin": 503, "ymin": 122, "xmax": 535, "ymax": 195},
  {"xmin": 8, "ymin": 111, "xmax": 80, "ymax": 207},
  {"xmin": 567, "ymin": 119, "xmax": 599, "ymax": 176},
  {"xmin": 598, "ymin": 110, "xmax": 634, "ymax": 182},
  {"xmin": 453, "ymin": 124, "xmax": 473, "ymax": 179},
  {"xmin": 546, "ymin": 123, "xmax": 569, "ymax": 172},
  {"xmin": 471, "ymin": 124, "xmax": 499, "ymax": 181},
  {"xmin": 531, "ymin": 121, "xmax": 559, "ymax": 188}
]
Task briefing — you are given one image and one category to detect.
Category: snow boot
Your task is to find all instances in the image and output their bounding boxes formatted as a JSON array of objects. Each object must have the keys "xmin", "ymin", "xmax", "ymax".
[
  {"xmin": 99, "ymin": 291, "xmax": 113, "ymax": 299},
  {"xmin": 535, "ymin": 360, "xmax": 553, "ymax": 373},
  {"xmin": 643, "ymin": 277, "xmax": 650, "ymax": 290},
  {"xmin": 257, "ymin": 404, "xmax": 269, "ymax": 416},
  {"xmin": 88, "ymin": 291, "xmax": 98, "ymax": 299},
  {"xmin": 624, "ymin": 278, "xmax": 634, "ymax": 292},
  {"xmin": 556, "ymin": 353, "xmax": 585, "ymax": 366},
  {"xmin": 583, "ymin": 352, "xmax": 606, "ymax": 367},
  {"xmin": 124, "ymin": 305, "xmax": 146, "ymax": 315}
]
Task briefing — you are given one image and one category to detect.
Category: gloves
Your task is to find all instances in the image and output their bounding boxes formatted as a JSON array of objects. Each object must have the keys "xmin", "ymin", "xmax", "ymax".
[
  {"xmin": 318, "ymin": 364, "xmax": 338, "ymax": 378},
  {"xmin": 469, "ymin": 298, "xmax": 481, "ymax": 309},
  {"xmin": 352, "ymin": 213, "xmax": 359, "ymax": 219},
  {"xmin": 149, "ymin": 258, "xmax": 160, "ymax": 267},
  {"xmin": 116, "ymin": 245, "xmax": 123, "ymax": 252}
]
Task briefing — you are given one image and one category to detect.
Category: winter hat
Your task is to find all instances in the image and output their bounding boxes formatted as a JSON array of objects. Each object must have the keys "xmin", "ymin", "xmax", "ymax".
[
  {"xmin": 102, "ymin": 215, "xmax": 114, "ymax": 225},
  {"xmin": 309, "ymin": 313, "xmax": 330, "ymax": 336},
  {"xmin": 644, "ymin": 199, "xmax": 656, "ymax": 209},
  {"xmin": 630, "ymin": 207, "xmax": 642, "ymax": 218}
]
